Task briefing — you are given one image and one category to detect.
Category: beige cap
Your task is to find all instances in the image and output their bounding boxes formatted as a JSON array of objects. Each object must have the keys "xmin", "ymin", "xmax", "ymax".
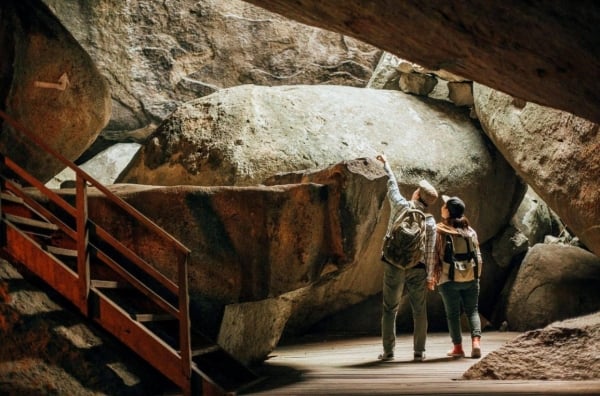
[{"xmin": 418, "ymin": 180, "xmax": 438, "ymax": 206}]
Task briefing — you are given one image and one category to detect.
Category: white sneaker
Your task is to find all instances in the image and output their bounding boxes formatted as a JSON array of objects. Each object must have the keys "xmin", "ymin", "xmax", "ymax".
[
  {"xmin": 413, "ymin": 352, "xmax": 426, "ymax": 362},
  {"xmin": 378, "ymin": 352, "xmax": 394, "ymax": 361}
]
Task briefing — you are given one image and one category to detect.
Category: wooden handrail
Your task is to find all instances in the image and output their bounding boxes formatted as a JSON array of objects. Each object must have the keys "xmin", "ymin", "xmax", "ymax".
[
  {"xmin": 1, "ymin": 172, "xmax": 184, "ymax": 312},
  {"xmin": 76, "ymin": 173, "xmax": 90, "ymax": 308},
  {"xmin": 2, "ymin": 172, "xmax": 180, "ymax": 295},
  {"xmin": 3, "ymin": 156, "xmax": 77, "ymax": 217},
  {"xmin": 94, "ymin": 226, "xmax": 180, "ymax": 294},
  {"xmin": 178, "ymin": 252, "xmax": 191, "ymax": 382},
  {"xmin": 0, "ymin": 110, "xmax": 190, "ymax": 255},
  {"xmin": 92, "ymin": 248, "xmax": 181, "ymax": 318},
  {"xmin": 1, "ymin": 177, "xmax": 78, "ymax": 240}
]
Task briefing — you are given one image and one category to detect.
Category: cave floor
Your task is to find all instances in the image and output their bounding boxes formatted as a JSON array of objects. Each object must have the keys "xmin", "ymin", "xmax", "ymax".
[{"xmin": 241, "ymin": 331, "xmax": 600, "ymax": 395}]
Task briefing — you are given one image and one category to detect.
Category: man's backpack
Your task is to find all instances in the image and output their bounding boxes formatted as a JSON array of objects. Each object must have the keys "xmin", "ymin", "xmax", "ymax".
[
  {"xmin": 442, "ymin": 231, "xmax": 479, "ymax": 282},
  {"xmin": 381, "ymin": 206, "xmax": 430, "ymax": 269}
]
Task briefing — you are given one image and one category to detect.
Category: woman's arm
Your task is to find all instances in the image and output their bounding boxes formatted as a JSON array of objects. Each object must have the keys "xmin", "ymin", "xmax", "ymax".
[
  {"xmin": 425, "ymin": 219, "xmax": 437, "ymax": 290},
  {"xmin": 471, "ymin": 228, "xmax": 483, "ymax": 276}
]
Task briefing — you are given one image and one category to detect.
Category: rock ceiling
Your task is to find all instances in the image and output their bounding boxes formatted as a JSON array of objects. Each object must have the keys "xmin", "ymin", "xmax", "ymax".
[{"xmin": 242, "ymin": 0, "xmax": 600, "ymax": 124}]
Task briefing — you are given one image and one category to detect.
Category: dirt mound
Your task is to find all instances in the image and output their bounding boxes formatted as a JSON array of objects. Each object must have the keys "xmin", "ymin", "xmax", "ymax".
[{"xmin": 464, "ymin": 313, "xmax": 600, "ymax": 380}]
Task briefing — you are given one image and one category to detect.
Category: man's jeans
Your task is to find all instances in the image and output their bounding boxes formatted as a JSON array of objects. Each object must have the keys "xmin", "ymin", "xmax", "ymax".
[
  {"xmin": 381, "ymin": 262, "xmax": 428, "ymax": 354},
  {"xmin": 438, "ymin": 279, "xmax": 481, "ymax": 345}
]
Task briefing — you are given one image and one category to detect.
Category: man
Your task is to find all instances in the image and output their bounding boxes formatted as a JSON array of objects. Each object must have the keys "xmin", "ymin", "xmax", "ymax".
[{"xmin": 376, "ymin": 154, "xmax": 438, "ymax": 362}]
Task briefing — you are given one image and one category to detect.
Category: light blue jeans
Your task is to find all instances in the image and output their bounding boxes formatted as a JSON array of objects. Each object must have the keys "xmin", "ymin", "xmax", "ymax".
[
  {"xmin": 381, "ymin": 262, "xmax": 428, "ymax": 355},
  {"xmin": 438, "ymin": 279, "xmax": 481, "ymax": 345}
]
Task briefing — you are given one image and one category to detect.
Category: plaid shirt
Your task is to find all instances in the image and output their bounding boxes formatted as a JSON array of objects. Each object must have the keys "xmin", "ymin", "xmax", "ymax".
[{"xmin": 383, "ymin": 162, "xmax": 437, "ymax": 281}]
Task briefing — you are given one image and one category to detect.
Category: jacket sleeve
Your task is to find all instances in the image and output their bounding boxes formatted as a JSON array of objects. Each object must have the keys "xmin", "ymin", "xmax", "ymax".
[
  {"xmin": 383, "ymin": 161, "xmax": 410, "ymax": 212},
  {"xmin": 470, "ymin": 227, "xmax": 483, "ymax": 276},
  {"xmin": 425, "ymin": 217, "xmax": 437, "ymax": 282}
]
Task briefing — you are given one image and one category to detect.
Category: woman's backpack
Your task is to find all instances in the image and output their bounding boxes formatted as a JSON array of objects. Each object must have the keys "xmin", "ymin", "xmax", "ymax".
[{"xmin": 442, "ymin": 231, "xmax": 480, "ymax": 282}]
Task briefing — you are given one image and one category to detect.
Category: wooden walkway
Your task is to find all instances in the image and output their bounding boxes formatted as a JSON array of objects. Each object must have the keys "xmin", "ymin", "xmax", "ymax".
[{"xmin": 242, "ymin": 332, "xmax": 600, "ymax": 395}]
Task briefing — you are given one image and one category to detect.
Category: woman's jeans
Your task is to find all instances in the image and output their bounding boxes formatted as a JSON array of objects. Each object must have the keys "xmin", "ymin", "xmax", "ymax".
[
  {"xmin": 381, "ymin": 262, "xmax": 428, "ymax": 354},
  {"xmin": 438, "ymin": 279, "xmax": 481, "ymax": 345}
]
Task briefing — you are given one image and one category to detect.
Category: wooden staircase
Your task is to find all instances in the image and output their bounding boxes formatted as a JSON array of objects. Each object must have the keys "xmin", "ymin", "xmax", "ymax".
[{"xmin": 0, "ymin": 110, "xmax": 260, "ymax": 395}]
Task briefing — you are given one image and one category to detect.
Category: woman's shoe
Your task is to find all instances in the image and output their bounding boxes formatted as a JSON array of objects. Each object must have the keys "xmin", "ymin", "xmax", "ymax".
[
  {"xmin": 447, "ymin": 344, "xmax": 465, "ymax": 358},
  {"xmin": 471, "ymin": 337, "xmax": 481, "ymax": 358}
]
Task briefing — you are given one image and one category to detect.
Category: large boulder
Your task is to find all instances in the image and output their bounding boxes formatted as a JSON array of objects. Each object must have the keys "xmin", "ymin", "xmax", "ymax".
[
  {"xmin": 46, "ymin": 159, "xmax": 390, "ymax": 362},
  {"xmin": 0, "ymin": 0, "xmax": 111, "ymax": 182},
  {"xmin": 52, "ymin": 159, "xmax": 389, "ymax": 340},
  {"xmin": 118, "ymin": 84, "xmax": 525, "ymax": 244},
  {"xmin": 42, "ymin": 0, "xmax": 380, "ymax": 137},
  {"xmin": 511, "ymin": 188, "xmax": 563, "ymax": 247},
  {"xmin": 505, "ymin": 244, "xmax": 600, "ymax": 331},
  {"xmin": 46, "ymin": 142, "xmax": 141, "ymax": 189},
  {"xmin": 474, "ymin": 83, "xmax": 600, "ymax": 257}
]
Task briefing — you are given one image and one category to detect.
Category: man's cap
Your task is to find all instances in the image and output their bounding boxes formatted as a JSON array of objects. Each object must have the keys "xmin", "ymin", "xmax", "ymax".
[
  {"xmin": 442, "ymin": 195, "xmax": 466, "ymax": 218},
  {"xmin": 418, "ymin": 180, "xmax": 438, "ymax": 206}
]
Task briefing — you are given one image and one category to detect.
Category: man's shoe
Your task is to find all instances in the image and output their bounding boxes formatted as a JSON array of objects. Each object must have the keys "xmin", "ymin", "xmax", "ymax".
[
  {"xmin": 413, "ymin": 352, "xmax": 426, "ymax": 362},
  {"xmin": 447, "ymin": 344, "xmax": 465, "ymax": 358},
  {"xmin": 378, "ymin": 352, "xmax": 394, "ymax": 361}
]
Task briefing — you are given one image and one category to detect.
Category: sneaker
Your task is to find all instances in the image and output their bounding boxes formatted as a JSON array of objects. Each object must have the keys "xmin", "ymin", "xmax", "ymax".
[
  {"xmin": 378, "ymin": 352, "xmax": 394, "ymax": 361},
  {"xmin": 447, "ymin": 344, "xmax": 465, "ymax": 358},
  {"xmin": 471, "ymin": 337, "xmax": 481, "ymax": 358},
  {"xmin": 413, "ymin": 352, "xmax": 426, "ymax": 362}
]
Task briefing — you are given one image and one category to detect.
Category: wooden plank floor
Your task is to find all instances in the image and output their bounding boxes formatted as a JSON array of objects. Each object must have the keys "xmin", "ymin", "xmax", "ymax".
[{"xmin": 241, "ymin": 332, "xmax": 600, "ymax": 395}]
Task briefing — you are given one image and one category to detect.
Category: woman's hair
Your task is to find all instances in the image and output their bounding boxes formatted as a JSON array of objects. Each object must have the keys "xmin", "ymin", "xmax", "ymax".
[{"xmin": 445, "ymin": 216, "xmax": 470, "ymax": 229}]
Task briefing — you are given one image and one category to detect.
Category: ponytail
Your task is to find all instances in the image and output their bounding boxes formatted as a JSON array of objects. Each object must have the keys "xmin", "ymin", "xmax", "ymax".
[
  {"xmin": 450, "ymin": 216, "xmax": 470, "ymax": 229},
  {"xmin": 442, "ymin": 215, "xmax": 470, "ymax": 229}
]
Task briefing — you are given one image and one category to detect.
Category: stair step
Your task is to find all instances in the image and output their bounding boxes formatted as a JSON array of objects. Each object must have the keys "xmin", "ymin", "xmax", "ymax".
[
  {"xmin": 191, "ymin": 345, "xmax": 220, "ymax": 357},
  {"xmin": 4, "ymin": 213, "xmax": 59, "ymax": 231},
  {"xmin": 46, "ymin": 245, "xmax": 78, "ymax": 257},
  {"xmin": 0, "ymin": 192, "xmax": 24, "ymax": 204},
  {"xmin": 193, "ymin": 348, "xmax": 261, "ymax": 394},
  {"xmin": 91, "ymin": 279, "xmax": 128, "ymax": 289},
  {"xmin": 132, "ymin": 313, "xmax": 175, "ymax": 323},
  {"xmin": 190, "ymin": 331, "xmax": 220, "ymax": 354}
]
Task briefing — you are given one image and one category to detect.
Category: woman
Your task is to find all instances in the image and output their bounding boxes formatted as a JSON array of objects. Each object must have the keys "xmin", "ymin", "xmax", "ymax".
[{"xmin": 434, "ymin": 195, "xmax": 483, "ymax": 358}]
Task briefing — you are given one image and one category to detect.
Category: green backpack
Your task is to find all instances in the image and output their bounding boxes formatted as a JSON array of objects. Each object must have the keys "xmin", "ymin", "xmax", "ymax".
[{"xmin": 381, "ymin": 206, "xmax": 430, "ymax": 269}]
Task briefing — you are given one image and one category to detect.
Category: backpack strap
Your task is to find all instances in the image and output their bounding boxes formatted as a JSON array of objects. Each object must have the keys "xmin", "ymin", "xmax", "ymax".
[
  {"xmin": 464, "ymin": 234, "xmax": 479, "ymax": 280},
  {"xmin": 444, "ymin": 233, "xmax": 455, "ymax": 281}
]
